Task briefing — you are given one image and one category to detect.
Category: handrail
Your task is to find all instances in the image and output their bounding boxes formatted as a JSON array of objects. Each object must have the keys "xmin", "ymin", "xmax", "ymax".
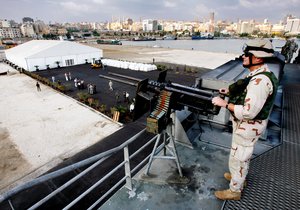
[
  {"xmin": 67, "ymin": 134, "xmax": 158, "ymax": 210},
  {"xmin": 28, "ymin": 157, "xmax": 110, "ymax": 210},
  {"xmin": 0, "ymin": 128, "xmax": 147, "ymax": 206},
  {"xmin": 87, "ymin": 135, "xmax": 157, "ymax": 210}
]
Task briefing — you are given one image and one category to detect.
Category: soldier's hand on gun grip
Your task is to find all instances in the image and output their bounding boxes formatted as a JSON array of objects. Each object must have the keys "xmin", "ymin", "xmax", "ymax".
[
  {"xmin": 219, "ymin": 88, "xmax": 229, "ymax": 95},
  {"xmin": 212, "ymin": 96, "xmax": 228, "ymax": 108}
]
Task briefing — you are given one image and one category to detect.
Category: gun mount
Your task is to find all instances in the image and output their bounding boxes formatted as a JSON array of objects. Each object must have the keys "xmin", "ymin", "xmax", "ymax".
[
  {"xmin": 99, "ymin": 69, "xmax": 222, "ymax": 133},
  {"xmin": 133, "ymin": 70, "xmax": 222, "ymax": 134},
  {"xmin": 98, "ymin": 69, "xmax": 221, "ymax": 177}
]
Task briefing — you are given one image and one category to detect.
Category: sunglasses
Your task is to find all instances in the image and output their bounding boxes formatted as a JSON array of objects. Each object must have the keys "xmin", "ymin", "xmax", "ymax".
[{"xmin": 243, "ymin": 51, "xmax": 253, "ymax": 57}]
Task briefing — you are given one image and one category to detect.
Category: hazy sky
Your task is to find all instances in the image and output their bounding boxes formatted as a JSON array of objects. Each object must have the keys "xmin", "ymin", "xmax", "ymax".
[{"xmin": 1, "ymin": 0, "xmax": 299, "ymax": 23}]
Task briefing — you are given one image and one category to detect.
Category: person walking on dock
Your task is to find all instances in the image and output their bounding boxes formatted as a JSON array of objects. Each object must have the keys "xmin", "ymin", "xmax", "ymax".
[
  {"xmin": 36, "ymin": 82, "xmax": 41, "ymax": 91},
  {"xmin": 122, "ymin": 91, "xmax": 126, "ymax": 102},
  {"xmin": 115, "ymin": 91, "xmax": 120, "ymax": 103},
  {"xmin": 212, "ymin": 39, "xmax": 278, "ymax": 201},
  {"xmin": 125, "ymin": 91, "xmax": 130, "ymax": 103},
  {"xmin": 129, "ymin": 102, "xmax": 135, "ymax": 112},
  {"xmin": 65, "ymin": 73, "xmax": 69, "ymax": 81},
  {"xmin": 109, "ymin": 80, "xmax": 113, "ymax": 91}
]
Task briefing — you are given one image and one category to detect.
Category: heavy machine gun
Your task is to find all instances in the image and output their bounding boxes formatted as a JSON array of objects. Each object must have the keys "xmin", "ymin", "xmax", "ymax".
[
  {"xmin": 133, "ymin": 70, "xmax": 223, "ymax": 134},
  {"xmin": 129, "ymin": 70, "xmax": 223, "ymax": 177}
]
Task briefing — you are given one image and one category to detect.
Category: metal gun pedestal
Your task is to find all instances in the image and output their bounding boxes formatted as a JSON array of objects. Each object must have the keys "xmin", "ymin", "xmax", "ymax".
[{"xmin": 145, "ymin": 123, "xmax": 183, "ymax": 177}]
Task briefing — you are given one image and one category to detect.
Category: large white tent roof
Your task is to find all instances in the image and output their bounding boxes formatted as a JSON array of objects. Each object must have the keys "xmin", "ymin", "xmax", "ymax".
[{"xmin": 6, "ymin": 40, "xmax": 101, "ymax": 59}]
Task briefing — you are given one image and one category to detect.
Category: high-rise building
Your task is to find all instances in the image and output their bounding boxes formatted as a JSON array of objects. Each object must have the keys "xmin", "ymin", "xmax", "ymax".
[
  {"xmin": 208, "ymin": 12, "xmax": 215, "ymax": 33},
  {"xmin": 238, "ymin": 21, "xmax": 255, "ymax": 34},
  {"xmin": 282, "ymin": 14, "xmax": 294, "ymax": 25},
  {"xmin": 20, "ymin": 23, "xmax": 36, "ymax": 37},
  {"xmin": 142, "ymin": 19, "xmax": 158, "ymax": 32},
  {"xmin": 209, "ymin": 12, "xmax": 215, "ymax": 24},
  {"xmin": 33, "ymin": 20, "xmax": 48, "ymax": 34},
  {"xmin": 285, "ymin": 17, "xmax": 300, "ymax": 34}
]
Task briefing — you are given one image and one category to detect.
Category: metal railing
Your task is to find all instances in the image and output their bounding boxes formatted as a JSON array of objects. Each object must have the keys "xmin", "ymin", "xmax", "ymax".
[{"xmin": 1, "ymin": 128, "xmax": 158, "ymax": 210}]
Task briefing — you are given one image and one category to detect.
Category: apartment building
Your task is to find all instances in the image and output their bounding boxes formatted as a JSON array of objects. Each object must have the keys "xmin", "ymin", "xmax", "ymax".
[
  {"xmin": 142, "ymin": 19, "xmax": 158, "ymax": 32},
  {"xmin": 285, "ymin": 18, "xmax": 300, "ymax": 34},
  {"xmin": 20, "ymin": 23, "xmax": 36, "ymax": 37},
  {"xmin": 0, "ymin": 27, "xmax": 22, "ymax": 38}
]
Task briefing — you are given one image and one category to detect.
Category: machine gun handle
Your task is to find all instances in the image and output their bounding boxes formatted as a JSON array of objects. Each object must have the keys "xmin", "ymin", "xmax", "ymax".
[{"xmin": 211, "ymin": 93, "xmax": 226, "ymax": 115}]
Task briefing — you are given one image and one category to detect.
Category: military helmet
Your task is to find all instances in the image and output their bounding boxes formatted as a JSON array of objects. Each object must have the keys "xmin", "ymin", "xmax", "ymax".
[{"xmin": 243, "ymin": 39, "xmax": 274, "ymax": 58}]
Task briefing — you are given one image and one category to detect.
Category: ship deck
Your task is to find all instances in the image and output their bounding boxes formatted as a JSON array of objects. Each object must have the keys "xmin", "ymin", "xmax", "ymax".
[{"xmin": 101, "ymin": 64, "xmax": 300, "ymax": 210}]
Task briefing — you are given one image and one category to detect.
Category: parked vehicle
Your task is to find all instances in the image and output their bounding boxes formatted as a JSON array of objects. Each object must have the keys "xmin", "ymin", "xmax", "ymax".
[{"xmin": 91, "ymin": 60, "xmax": 102, "ymax": 68}]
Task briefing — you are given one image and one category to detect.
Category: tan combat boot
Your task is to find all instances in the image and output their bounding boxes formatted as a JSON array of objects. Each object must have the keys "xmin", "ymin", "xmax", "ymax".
[
  {"xmin": 224, "ymin": 172, "xmax": 231, "ymax": 181},
  {"xmin": 224, "ymin": 172, "xmax": 247, "ymax": 187},
  {"xmin": 214, "ymin": 189, "xmax": 241, "ymax": 201}
]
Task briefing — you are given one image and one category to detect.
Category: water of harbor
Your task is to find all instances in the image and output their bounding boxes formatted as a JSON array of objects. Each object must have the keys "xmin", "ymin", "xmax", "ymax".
[{"xmin": 122, "ymin": 38, "xmax": 300, "ymax": 55}]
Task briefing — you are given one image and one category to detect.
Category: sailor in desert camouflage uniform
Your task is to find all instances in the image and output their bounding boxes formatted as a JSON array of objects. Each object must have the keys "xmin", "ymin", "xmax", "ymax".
[
  {"xmin": 281, "ymin": 38, "xmax": 298, "ymax": 63},
  {"xmin": 212, "ymin": 39, "xmax": 278, "ymax": 200}
]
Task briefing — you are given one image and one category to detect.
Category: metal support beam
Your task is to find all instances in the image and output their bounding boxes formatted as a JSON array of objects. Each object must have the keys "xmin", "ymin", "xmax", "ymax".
[
  {"xmin": 145, "ymin": 124, "xmax": 183, "ymax": 177},
  {"xmin": 124, "ymin": 146, "xmax": 132, "ymax": 190}
]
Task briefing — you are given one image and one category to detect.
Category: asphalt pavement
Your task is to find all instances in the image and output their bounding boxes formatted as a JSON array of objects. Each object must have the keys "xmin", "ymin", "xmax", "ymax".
[{"xmin": 35, "ymin": 63, "xmax": 198, "ymax": 122}]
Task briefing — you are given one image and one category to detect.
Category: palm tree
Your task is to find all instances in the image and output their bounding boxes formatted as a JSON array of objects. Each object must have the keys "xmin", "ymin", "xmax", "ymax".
[
  {"xmin": 34, "ymin": 65, "xmax": 39, "ymax": 71},
  {"xmin": 55, "ymin": 61, "xmax": 60, "ymax": 68}
]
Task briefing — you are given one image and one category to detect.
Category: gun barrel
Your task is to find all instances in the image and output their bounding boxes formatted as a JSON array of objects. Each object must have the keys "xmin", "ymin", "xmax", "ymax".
[
  {"xmin": 164, "ymin": 87, "xmax": 212, "ymax": 101},
  {"xmin": 170, "ymin": 83, "xmax": 213, "ymax": 97}
]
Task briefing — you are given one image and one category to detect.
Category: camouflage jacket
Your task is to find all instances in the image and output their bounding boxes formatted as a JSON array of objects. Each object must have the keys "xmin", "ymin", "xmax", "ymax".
[{"xmin": 228, "ymin": 65, "xmax": 278, "ymax": 121}]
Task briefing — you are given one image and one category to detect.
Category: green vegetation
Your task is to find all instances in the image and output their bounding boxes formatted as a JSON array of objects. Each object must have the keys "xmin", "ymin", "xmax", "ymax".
[
  {"xmin": 99, "ymin": 104, "xmax": 106, "ymax": 113},
  {"xmin": 194, "ymin": 31, "xmax": 201, "ymax": 36},
  {"xmin": 92, "ymin": 30, "xmax": 100, "ymax": 36},
  {"xmin": 42, "ymin": 34, "xmax": 58, "ymax": 39},
  {"xmin": 22, "ymin": 70, "xmax": 68, "ymax": 93},
  {"xmin": 239, "ymin": 33, "xmax": 250, "ymax": 38},
  {"xmin": 156, "ymin": 64, "xmax": 167, "ymax": 71},
  {"xmin": 77, "ymin": 92, "xmax": 91, "ymax": 103},
  {"xmin": 114, "ymin": 105, "xmax": 128, "ymax": 114}
]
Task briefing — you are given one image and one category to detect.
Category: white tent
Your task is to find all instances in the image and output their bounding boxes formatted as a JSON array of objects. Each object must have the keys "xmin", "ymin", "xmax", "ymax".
[{"xmin": 5, "ymin": 40, "xmax": 103, "ymax": 71}]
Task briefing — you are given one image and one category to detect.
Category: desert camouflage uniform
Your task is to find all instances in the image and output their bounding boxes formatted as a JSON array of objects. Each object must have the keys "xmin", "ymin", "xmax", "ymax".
[
  {"xmin": 229, "ymin": 64, "xmax": 274, "ymax": 192},
  {"xmin": 282, "ymin": 40, "xmax": 299, "ymax": 63}
]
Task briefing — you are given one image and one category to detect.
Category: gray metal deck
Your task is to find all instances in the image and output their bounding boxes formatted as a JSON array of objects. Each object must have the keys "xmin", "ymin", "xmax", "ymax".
[
  {"xmin": 100, "ymin": 126, "xmax": 231, "ymax": 210},
  {"xmin": 101, "ymin": 64, "xmax": 300, "ymax": 210}
]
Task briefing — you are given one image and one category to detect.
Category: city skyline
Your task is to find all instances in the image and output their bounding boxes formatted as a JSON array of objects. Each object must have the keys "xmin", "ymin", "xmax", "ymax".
[{"xmin": 0, "ymin": 0, "xmax": 299, "ymax": 23}]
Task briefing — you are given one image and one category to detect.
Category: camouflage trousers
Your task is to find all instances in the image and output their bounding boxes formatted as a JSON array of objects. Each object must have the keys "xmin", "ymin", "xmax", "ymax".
[{"xmin": 228, "ymin": 120, "xmax": 261, "ymax": 192}]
